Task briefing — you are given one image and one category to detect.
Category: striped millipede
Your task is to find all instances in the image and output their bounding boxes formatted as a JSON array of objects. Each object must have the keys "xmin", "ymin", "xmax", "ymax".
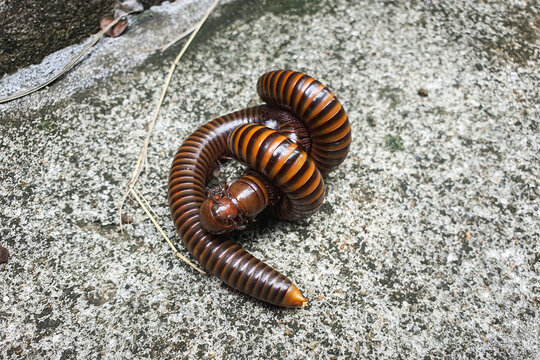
[{"xmin": 168, "ymin": 70, "xmax": 351, "ymax": 307}]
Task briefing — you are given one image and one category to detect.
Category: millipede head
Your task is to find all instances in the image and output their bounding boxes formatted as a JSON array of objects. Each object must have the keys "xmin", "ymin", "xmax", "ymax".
[{"xmin": 200, "ymin": 194, "xmax": 244, "ymax": 234}]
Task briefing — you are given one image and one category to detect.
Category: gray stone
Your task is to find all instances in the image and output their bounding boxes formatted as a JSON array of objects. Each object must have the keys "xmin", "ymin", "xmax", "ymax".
[{"xmin": 0, "ymin": 0, "xmax": 538, "ymax": 359}]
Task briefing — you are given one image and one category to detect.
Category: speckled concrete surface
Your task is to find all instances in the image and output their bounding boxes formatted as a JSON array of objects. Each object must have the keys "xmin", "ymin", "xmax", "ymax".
[{"xmin": 1, "ymin": 0, "xmax": 539, "ymax": 358}]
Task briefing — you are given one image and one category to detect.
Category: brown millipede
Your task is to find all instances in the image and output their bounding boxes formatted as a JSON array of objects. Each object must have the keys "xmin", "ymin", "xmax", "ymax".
[{"xmin": 168, "ymin": 70, "xmax": 351, "ymax": 307}]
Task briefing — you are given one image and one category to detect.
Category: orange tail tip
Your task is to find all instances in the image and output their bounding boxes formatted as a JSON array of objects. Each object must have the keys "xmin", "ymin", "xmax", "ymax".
[{"xmin": 281, "ymin": 284, "xmax": 308, "ymax": 308}]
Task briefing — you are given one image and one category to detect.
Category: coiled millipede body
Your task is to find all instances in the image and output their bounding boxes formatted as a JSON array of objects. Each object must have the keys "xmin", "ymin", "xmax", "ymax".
[{"xmin": 168, "ymin": 70, "xmax": 351, "ymax": 307}]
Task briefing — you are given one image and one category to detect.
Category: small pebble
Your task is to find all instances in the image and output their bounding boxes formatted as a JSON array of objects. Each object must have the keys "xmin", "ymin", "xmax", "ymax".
[
  {"xmin": 121, "ymin": 214, "xmax": 133, "ymax": 224},
  {"xmin": 366, "ymin": 115, "xmax": 376, "ymax": 127},
  {"xmin": 0, "ymin": 246, "xmax": 9, "ymax": 264},
  {"xmin": 417, "ymin": 88, "xmax": 428, "ymax": 97}
]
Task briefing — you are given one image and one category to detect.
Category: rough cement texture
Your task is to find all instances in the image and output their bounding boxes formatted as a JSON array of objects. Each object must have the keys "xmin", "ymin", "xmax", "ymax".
[{"xmin": 1, "ymin": 0, "xmax": 539, "ymax": 359}]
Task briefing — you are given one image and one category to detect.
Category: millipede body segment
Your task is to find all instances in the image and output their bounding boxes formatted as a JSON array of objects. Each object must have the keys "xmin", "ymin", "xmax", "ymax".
[
  {"xmin": 168, "ymin": 70, "xmax": 351, "ymax": 307},
  {"xmin": 228, "ymin": 123, "xmax": 325, "ymax": 220}
]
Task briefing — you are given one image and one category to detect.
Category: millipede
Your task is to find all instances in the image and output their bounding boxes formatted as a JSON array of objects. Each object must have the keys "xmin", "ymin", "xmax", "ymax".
[{"xmin": 168, "ymin": 70, "xmax": 351, "ymax": 307}]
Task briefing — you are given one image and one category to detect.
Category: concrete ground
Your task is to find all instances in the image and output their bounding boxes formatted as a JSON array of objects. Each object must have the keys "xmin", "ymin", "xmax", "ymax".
[{"xmin": 0, "ymin": 0, "xmax": 538, "ymax": 358}]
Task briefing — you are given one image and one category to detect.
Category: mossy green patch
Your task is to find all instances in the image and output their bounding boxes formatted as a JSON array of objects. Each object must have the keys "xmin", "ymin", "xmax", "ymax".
[{"xmin": 384, "ymin": 134, "xmax": 404, "ymax": 152}]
